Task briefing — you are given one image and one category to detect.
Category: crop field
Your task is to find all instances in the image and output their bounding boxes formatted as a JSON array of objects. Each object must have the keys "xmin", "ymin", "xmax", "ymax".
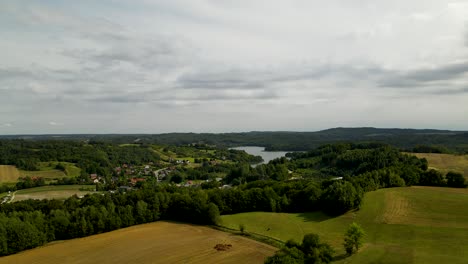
[
  {"xmin": 221, "ymin": 186, "xmax": 468, "ymax": 264},
  {"xmin": 12, "ymin": 185, "xmax": 96, "ymax": 202},
  {"xmin": 409, "ymin": 153, "xmax": 468, "ymax": 177},
  {"xmin": 0, "ymin": 221, "xmax": 276, "ymax": 264},
  {"xmin": 0, "ymin": 165, "xmax": 21, "ymax": 183}
]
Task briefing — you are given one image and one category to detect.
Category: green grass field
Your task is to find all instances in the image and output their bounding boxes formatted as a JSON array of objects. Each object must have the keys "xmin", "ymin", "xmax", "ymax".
[
  {"xmin": 221, "ymin": 187, "xmax": 468, "ymax": 263},
  {"xmin": 409, "ymin": 153, "xmax": 468, "ymax": 178},
  {"xmin": 19, "ymin": 162, "xmax": 81, "ymax": 180},
  {"xmin": 12, "ymin": 185, "xmax": 96, "ymax": 202},
  {"xmin": 119, "ymin": 144, "xmax": 140, "ymax": 147},
  {"xmin": 19, "ymin": 170, "xmax": 67, "ymax": 179}
]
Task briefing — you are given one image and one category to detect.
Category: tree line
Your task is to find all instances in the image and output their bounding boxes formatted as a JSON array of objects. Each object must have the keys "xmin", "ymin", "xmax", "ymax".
[{"xmin": 265, "ymin": 222, "xmax": 365, "ymax": 263}]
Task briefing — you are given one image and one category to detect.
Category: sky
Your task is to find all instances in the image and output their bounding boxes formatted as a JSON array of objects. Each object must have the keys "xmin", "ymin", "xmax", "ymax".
[{"xmin": 1, "ymin": 0, "xmax": 468, "ymax": 134}]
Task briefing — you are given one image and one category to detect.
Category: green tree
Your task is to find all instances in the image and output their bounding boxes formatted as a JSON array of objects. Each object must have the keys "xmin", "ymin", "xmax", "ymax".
[
  {"xmin": 136, "ymin": 200, "xmax": 149, "ymax": 223},
  {"xmin": 302, "ymin": 233, "xmax": 334, "ymax": 264},
  {"xmin": 264, "ymin": 246, "xmax": 304, "ymax": 264},
  {"xmin": 206, "ymin": 203, "xmax": 220, "ymax": 225},
  {"xmin": 420, "ymin": 169, "xmax": 445, "ymax": 186},
  {"xmin": 343, "ymin": 222, "xmax": 365, "ymax": 255},
  {"xmin": 239, "ymin": 224, "xmax": 245, "ymax": 234},
  {"xmin": 266, "ymin": 233, "xmax": 333, "ymax": 264},
  {"xmin": 446, "ymin": 171, "xmax": 466, "ymax": 188},
  {"xmin": 321, "ymin": 181, "xmax": 362, "ymax": 215}
]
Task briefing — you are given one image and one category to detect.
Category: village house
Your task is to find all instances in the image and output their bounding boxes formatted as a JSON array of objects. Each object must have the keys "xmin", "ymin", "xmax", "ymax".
[
  {"xmin": 129, "ymin": 177, "xmax": 146, "ymax": 186},
  {"xmin": 118, "ymin": 186, "xmax": 133, "ymax": 193}
]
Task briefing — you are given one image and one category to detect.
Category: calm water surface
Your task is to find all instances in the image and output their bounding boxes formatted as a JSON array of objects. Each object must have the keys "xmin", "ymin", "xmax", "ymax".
[{"xmin": 231, "ymin": 146, "xmax": 288, "ymax": 164}]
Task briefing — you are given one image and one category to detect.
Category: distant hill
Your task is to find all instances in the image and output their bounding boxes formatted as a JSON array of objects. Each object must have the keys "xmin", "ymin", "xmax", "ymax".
[{"xmin": 1, "ymin": 127, "xmax": 468, "ymax": 153}]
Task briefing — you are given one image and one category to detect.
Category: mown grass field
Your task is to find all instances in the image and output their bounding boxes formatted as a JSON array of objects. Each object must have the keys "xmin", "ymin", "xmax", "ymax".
[
  {"xmin": 19, "ymin": 162, "xmax": 81, "ymax": 179},
  {"xmin": 409, "ymin": 153, "xmax": 468, "ymax": 178},
  {"xmin": 12, "ymin": 185, "xmax": 96, "ymax": 202},
  {"xmin": 38, "ymin": 162, "xmax": 81, "ymax": 178},
  {"xmin": 0, "ymin": 221, "xmax": 276, "ymax": 264},
  {"xmin": 0, "ymin": 165, "xmax": 21, "ymax": 183},
  {"xmin": 221, "ymin": 187, "xmax": 468, "ymax": 264},
  {"xmin": 19, "ymin": 169, "xmax": 67, "ymax": 179}
]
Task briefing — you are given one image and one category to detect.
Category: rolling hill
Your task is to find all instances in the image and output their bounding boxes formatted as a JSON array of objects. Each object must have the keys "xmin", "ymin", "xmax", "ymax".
[{"xmin": 221, "ymin": 186, "xmax": 468, "ymax": 263}]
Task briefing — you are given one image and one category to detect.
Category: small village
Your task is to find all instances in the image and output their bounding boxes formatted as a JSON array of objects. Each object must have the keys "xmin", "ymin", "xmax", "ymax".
[{"xmin": 89, "ymin": 157, "xmax": 230, "ymax": 192}]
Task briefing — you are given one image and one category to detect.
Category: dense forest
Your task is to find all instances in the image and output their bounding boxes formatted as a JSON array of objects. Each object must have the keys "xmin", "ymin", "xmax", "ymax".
[
  {"xmin": 0, "ymin": 140, "xmax": 160, "ymax": 172},
  {"xmin": 1, "ymin": 127, "xmax": 468, "ymax": 153},
  {"xmin": 0, "ymin": 141, "xmax": 465, "ymax": 256}
]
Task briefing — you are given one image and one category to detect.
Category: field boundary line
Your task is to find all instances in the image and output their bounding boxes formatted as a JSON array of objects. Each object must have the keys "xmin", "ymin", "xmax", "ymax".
[{"xmin": 211, "ymin": 225, "xmax": 283, "ymax": 248}]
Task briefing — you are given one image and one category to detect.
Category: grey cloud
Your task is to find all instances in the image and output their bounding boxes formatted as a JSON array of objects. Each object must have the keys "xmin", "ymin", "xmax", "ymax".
[
  {"xmin": 10, "ymin": 3, "xmax": 195, "ymax": 72},
  {"xmin": 85, "ymin": 87, "xmax": 278, "ymax": 104},
  {"xmin": 177, "ymin": 70, "xmax": 267, "ymax": 90},
  {"xmin": 430, "ymin": 87, "xmax": 468, "ymax": 95},
  {"xmin": 465, "ymin": 25, "xmax": 468, "ymax": 46},
  {"xmin": 177, "ymin": 61, "xmax": 468, "ymax": 100},
  {"xmin": 402, "ymin": 63, "xmax": 468, "ymax": 82},
  {"xmin": 10, "ymin": 3, "xmax": 124, "ymax": 40},
  {"xmin": 379, "ymin": 62, "xmax": 468, "ymax": 88},
  {"xmin": 61, "ymin": 32, "xmax": 195, "ymax": 76},
  {"xmin": 92, "ymin": 40, "xmax": 188, "ymax": 70},
  {"xmin": 177, "ymin": 66, "xmax": 331, "ymax": 90},
  {"xmin": 176, "ymin": 64, "xmax": 389, "ymax": 91},
  {"xmin": 0, "ymin": 68, "xmax": 36, "ymax": 80},
  {"xmin": 87, "ymin": 95, "xmax": 148, "ymax": 104}
]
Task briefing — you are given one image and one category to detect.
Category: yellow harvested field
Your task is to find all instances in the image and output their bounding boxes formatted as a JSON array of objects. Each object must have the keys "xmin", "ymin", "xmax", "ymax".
[
  {"xmin": 0, "ymin": 221, "xmax": 277, "ymax": 264},
  {"xmin": 410, "ymin": 153, "xmax": 468, "ymax": 177},
  {"xmin": 0, "ymin": 165, "xmax": 20, "ymax": 183}
]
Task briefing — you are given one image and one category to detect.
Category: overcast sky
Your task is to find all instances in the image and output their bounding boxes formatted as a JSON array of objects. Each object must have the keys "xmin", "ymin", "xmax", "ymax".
[{"xmin": 1, "ymin": 0, "xmax": 468, "ymax": 134}]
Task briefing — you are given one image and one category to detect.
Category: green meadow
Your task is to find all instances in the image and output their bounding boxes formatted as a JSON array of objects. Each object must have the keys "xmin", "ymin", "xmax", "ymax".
[
  {"xmin": 221, "ymin": 186, "xmax": 468, "ymax": 263},
  {"xmin": 12, "ymin": 185, "xmax": 96, "ymax": 202}
]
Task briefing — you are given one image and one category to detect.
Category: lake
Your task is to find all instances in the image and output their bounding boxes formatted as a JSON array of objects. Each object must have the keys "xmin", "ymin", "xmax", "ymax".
[{"xmin": 231, "ymin": 146, "xmax": 288, "ymax": 165}]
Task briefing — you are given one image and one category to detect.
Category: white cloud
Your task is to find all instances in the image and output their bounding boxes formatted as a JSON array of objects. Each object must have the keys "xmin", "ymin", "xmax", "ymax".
[
  {"xmin": 409, "ymin": 13, "xmax": 434, "ymax": 21},
  {"xmin": 49, "ymin": 121, "xmax": 63, "ymax": 126},
  {"xmin": 0, "ymin": 0, "xmax": 467, "ymax": 134}
]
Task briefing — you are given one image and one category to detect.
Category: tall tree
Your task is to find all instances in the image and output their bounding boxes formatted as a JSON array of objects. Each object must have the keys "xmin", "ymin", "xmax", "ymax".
[{"xmin": 343, "ymin": 222, "xmax": 365, "ymax": 255}]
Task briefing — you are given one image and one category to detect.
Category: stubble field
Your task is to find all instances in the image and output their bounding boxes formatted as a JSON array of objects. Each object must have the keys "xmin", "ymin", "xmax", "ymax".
[
  {"xmin": 410, "ymin": 153, "xmax": 468, "ymax": 178},
  {"xmin": 0, "ymin": 221, "xmax": 276, "ymax": 264},
  {"xmin": 0, "ymin": 165, "xmax": 20, "ymax": 183}
]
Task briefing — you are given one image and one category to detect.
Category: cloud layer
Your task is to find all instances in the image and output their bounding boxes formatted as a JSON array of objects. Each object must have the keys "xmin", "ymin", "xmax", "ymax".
[{"xmin": 1, "ymin": 0, "xmax": 468, "ymax": 134}]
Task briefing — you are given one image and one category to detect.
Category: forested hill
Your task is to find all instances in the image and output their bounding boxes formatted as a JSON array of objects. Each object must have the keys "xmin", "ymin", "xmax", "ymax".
[{"xmin": 1, "ymin": 127, "xmax": 468, "ymax": 153}]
